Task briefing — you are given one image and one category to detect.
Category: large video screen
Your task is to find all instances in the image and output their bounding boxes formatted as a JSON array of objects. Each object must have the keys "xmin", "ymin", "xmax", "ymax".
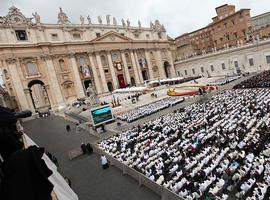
[{"xmin": 90, "ymin": 105, "xmax": 114, "ymax": 126}]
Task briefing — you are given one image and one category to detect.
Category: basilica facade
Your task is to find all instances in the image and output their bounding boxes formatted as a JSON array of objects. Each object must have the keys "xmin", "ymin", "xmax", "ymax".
[{"xmin": 0, "ymin": 6, "xmax": 175, "ymax": 112}]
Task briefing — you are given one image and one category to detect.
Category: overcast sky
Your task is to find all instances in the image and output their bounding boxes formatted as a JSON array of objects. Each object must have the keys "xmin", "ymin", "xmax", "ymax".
[{"xmin": 0, "ymin": 0, "xmax": 270, "ymax": 37}]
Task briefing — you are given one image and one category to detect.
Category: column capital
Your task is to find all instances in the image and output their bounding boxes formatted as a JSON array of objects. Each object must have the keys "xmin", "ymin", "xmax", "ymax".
[
  {"xmin": 40, "ymin": 54, "xmax": 53, "ymax": 61},
  {"xmin": 5, "ymin": 58, "xmax": 17, "ymax": 65}
]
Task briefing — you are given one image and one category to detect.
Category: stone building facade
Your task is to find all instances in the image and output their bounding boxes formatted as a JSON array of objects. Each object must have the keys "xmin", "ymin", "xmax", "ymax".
[
  {"xmin": 174, "ymin": 39, "xmax": 270, "ymax": 78},
  {"xmin": 0, "ymin": 6, "xmax": 175, "ymax": 112},
  {"xmin": 174, "ymin": 4, "xmax": 251, "ymax": 60},
  {"xmin": 250, "ymin": 11, "xmax": 270, "ymax": 40}
]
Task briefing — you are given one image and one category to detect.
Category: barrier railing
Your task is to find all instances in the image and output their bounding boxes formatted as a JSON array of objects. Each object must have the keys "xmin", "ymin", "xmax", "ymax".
[{"xmin": 92, "ymin": 144, "xmax": 184, "ymax": 200}]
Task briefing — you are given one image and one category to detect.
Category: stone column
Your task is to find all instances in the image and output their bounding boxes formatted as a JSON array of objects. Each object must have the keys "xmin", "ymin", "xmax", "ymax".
[
  {"xmin": 145, "ymin": 50, "xmax": 155, "ymax": 81},
  {"xmin": 130, "ymin": 50, "xmax": 141, "ymax": 85},
  {"xmin": 120, "ymin": 51, "xmax": 131, "ymax": 85},
  {"xmin": 6, "ymin": 58, "xmax": 29, "ymax": 111},
  {"xmin": 134, "ymin": 51, "xmax": 144, "ymax": 82},
  {"xmin": 167, "ymin": 50, "xmax": 176, "ymax": 77},
  {"xmin": 69, "ymin": 54, "xmax": 85, "ymax": 98},
  {"xmin": 88, "ymin": 53, "xmax": 102, "ymax": 94},
  {"xmin": 155, "ymin": 50, "xmax": 166, "ymax": 79},
  {"xmin": 43, "ymin": 56, "xmax": 64, "ymax": 105},
  {"xmin": 96, "ymin": 53, "xmax": 109, "ymax": 92},
  {"xmin": 107, "ymin": 51, "xmax": 118, "ymax": 89}
]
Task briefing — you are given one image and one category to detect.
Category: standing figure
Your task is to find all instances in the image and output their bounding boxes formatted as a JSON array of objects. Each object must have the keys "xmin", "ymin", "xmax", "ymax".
[
  {"xmin": 126, "ymin": 19, "xmax": 130, "ymax": 27},
  {"xmin": 101, "ymin": 154, "xmax": 109, "ymax": 169},
  {"xmin": 80, "ymin": 15, "xmax": 84, "ymax": 25},
  {"xmin": 113, "ymin": 17, "xmax": 117, "ymax": 26},
  {"xmin": 138, "ymin": 20, "xmax": 141, "ymax": 28},
  {"xmin": 32, "ymin": 12, "xmax": 40, "ymax": 24},
  {"xmin": 87, "ymin": 15, "xmax": 92, "ymax": 24},
  {"xmin": 66, "ymin": 124, "xmax": 71, "ymax": 133},
  {"xmin": 121, "ymin": 18, "xmax": 126, "ymax": 26},
  {"xmin": 98, "ymin": 16, "xmax": 102, "ymax": 25},
  {"xmin": 106, "ymin": 15, "xmax": 110, "ymax": 25}
]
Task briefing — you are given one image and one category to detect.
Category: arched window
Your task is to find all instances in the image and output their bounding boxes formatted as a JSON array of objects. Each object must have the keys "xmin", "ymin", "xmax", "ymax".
[
  {"xmin": 59, "ymin": 59, "xmax": 66, "ymax": 72},
  {"xmin": 79, "ymin": 57, "xmax": 86, "ymax": 66},
  {"xmin": 26, "ymin": 62, "xmax": 38, "ymax": 76},
  {"xmin": 125, "ymin": 53, "xmax": 131, "ymax": 63},
  {"xmin": 101, "ymin": 55, "xmax": 107, "ymax": 66}
]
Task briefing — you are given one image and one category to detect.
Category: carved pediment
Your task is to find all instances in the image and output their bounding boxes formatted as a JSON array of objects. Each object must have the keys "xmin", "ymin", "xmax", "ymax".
[
  {"xmin": 91, "ymin": 31, "xmax": 133, "ymax": 43},
  {"xmin": 0, "ymin": 6, "xmax": 33, "ymax": 26}
]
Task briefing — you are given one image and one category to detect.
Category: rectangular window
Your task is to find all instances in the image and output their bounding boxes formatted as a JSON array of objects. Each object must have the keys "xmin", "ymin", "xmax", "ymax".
[
  {"xmin": 249, "ymin": 58, "xmax": 254, "ymax": 66},
  {"xmin": 234, "ymin": 32, "xmax": 238, "ymax": 38},
  {"xmin": 146, "ymin": 34, "xmax": 150, "ymax": 39},
  {"xmin": 96, "ymin": 33, "xmax": 101, "ymax": 38},
  {"xmin": 210, "ymin": 65, "xmax": 214, "ymax": 72},
  {"xmin": 104, "ymin": 69, "xmax": 109, "ymax": 73},
  {"xmin": 134, "ymin": 34, "xmax": 139, "ymax": 38},
  {"xmin": 121, "ymin": 33, "xmax": 125, "ymax": 36},
  {"xmin": 266, "ymin": 55, "xmax": 270, "ymax": 64},
  {"xmin": 15, "ymin": 30, "xmax": 28, "ymax": 41},
  {"xmin": 192, "ymin": 68, "xmax": 195, "ymax": 74},
  {"xmin": 51, "ymin": 33, "xmax": 59, "ymax": 41},
  {"xmin": 201, "ymin": 67, "xmax": 204, "ymax": 73},
  {"xmin": 177, "ymin": 71, "xmax": 181, "ymax": 76},
  {"xmin": 184, "ymin": 70, "xmax": 187, "ymax": 75},
  {"xmin": 158, "ymin": 32, "xmax": 162, "ymax": 39},
  {"xmin": 222, "ymin": 63, "xmax": 226, "ymax": 70},
  {"xmin": 73, "ymin": 33, "xmax": 81, "ymax": 40}
]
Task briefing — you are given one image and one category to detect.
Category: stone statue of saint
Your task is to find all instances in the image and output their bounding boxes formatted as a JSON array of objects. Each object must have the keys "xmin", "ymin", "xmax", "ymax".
[
  {"xmin": 138, "ymin": 20, "xmax": 141, "ymax": 28},
  {"xmin": 32, "ymin": 12, "xmax": 40, "ymax": 24},
  {"xmin": 87, "ymin": 15, "xmax": 92, "ymax": 24},
  {"xmin": 106, "ymin": 15, "xmax": 110, "ymax": 25},
  {"xmin": 150, "ymin": 21, "xmax": 154, "ymax": 29},
  {"xmin": 121, "ymin": 18, "xmax": 126, "ymax": 26},
  {"xmin": 126, "ymin": 19, "xmax": 130, "ymax": 27},
  {"xmin": 113, "ymin": 17, "xmax": 117, "ymax": 26},
  {"xmin": 80, "ymin": 15, "xmax": 84, "ymax": 25},
  {"xmin": 57, "ymin": 7, "xmax": 70, "ymax": 24},
  {"xmin": 98, "ymin": 16, "xmax": 102, "ymax": 25}
]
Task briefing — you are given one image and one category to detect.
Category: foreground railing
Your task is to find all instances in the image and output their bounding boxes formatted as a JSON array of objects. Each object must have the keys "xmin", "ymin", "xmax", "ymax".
[{"xmin": 93, "ymin": 144, "xmax": 184, "ymax": 200}]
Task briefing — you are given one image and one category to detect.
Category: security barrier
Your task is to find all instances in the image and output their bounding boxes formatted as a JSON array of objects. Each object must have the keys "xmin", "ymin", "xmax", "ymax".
[{"xmin": 92, "ymin": 144, "xmax": 184, "ymax": 200}]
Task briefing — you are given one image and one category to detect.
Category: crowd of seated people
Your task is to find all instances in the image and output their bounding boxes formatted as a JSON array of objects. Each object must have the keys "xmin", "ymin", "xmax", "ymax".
[
  {"xmin": 117, "ymin": 97, "xmax": 184, "ymax": 123},
  {"xmin": 209, "ymin": 76, "xmax": 241, "ymax": 86},
  {"xmin": 99, "ymin": 88, "xmax": 270, "ymax": 199},
  {"xmin": 233, "ymin": 71, "xmax": 270, "ymax": 89}
]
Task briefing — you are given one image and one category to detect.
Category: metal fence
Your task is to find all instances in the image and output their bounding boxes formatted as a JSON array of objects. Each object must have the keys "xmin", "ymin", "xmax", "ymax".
[{"xmin": 92, "ymin": 144, "xmax": 184, "ymax": 200}]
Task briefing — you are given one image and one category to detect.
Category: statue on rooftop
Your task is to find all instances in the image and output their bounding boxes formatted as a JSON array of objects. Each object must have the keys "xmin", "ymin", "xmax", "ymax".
[
  {"xmin": 87, "ymin": 15, "xmax": 92, "ymax": 24},
  {"xmin": 138, "ymin": 20, "xmax": 141, "ymax": 28},
  {"xmin": 121, "ymin": 18, "xmax": 126, "ymax": 27},
  {"xmin": 98, "ymin": 16, "xmax": 102, "ymax": 25},
  {"xmin": 80, "ymin": 15, "xmax": 84, "ymax": 25},
  {"xmin": 57, "ymin": 7, "xmax": 70, "ymax": 24},
  {"xmin": 32, "ymin": 12, "xmax": 40, "ymax": 24},
  {"xmin": 126, "ymin": 19, "xmax": 130, "ymax": 27},
  {"xmin": 106, "ymin": 15, "xmax": 110, "ymax": 25},
  {"xmin": 113, "ymin": 17, "xmax": 117, "ymax": 26}
]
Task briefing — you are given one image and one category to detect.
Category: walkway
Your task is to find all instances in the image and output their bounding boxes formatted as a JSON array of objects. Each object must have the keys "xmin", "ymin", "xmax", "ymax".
[{"xmin": 23, "ymin": 116, "xmax": 159, "ymax": 200}]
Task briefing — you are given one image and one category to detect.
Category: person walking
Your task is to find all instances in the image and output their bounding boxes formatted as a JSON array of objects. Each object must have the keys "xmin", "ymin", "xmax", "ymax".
[
  {"xmin": 66, "ymin": 124, "xmax": 71, "ymax": 133},
  {"xmin": 75, "ymin": 123, "xmax": 80, "ymax": 133},
  {"xmin": 101, "ymin": 154, "xmax": 109, "ymax": 169}
]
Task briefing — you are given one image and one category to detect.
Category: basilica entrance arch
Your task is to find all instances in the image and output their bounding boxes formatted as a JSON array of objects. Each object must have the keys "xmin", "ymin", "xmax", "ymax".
[
  {"xmin": 28, "ymin": 80, "xmax": 51, "ymax": 111},
  {"xmin": 107, "ymin": 82, "xmax": 114, "ymax": 92},
  {"xmin": 142, "ymin": 70, "xmax": 149, "ymax": 81},
  {"xmin": 164, "ymin": 61, "xmax": 171, "ymax": 78}
]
